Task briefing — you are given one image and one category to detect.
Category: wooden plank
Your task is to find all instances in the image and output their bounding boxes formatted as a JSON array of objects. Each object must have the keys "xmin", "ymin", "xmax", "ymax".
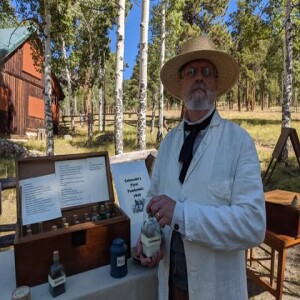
[
  {"xmin": 110, "ymin": 149, "xmax": 157, "ymax": 164},
  {"xmin": 0, "ymin": 177, "xmax": 16, "ymax": 190},
  {"xmin": 0, "ymin": 234, "xmax": 15, "ymax": 248}
]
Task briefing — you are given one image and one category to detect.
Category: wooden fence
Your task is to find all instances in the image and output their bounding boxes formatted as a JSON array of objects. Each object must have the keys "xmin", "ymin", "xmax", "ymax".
[{"xmin": 60, "ymin": 113, "xmax": 180, "ymax": 132}]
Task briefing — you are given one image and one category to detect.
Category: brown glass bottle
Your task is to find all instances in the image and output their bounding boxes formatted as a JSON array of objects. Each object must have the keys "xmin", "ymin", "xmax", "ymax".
[{"xmin": 48, "ymin": 250, "xmax": 66, "ymax": 297}]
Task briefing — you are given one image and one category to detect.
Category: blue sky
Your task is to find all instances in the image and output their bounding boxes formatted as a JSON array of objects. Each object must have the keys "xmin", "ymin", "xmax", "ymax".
[{"xmin": 110, "ymin": 0, "xmax": 238, "ymax": 80}]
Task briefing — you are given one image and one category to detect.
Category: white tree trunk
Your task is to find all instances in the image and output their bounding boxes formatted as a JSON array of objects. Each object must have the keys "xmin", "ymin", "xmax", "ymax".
[
  {"xmin": 281, "ymin": 0, "xmax": 293, "ymax": 162},
  {"xmin": 61, "ymin": 37, "xmax": 74, "ymax": 132},
  {"xmin": 98, "ymin": 56, "xmax": 104, "ymax": 132},
  {"xmin": 114, "ymin": 0, "xmax": 126, "ymax": 154},
  {"xmin": 44, "ymin": 0, "xmax": 54, "ymax": 156},
  {"xmin": 137, "ymin": 0, "xmax": 150, "ymax": 150},
  {"xmin": 157, "ymin": 1, "xmax": 166, "ymax": 143},
  {"xmin": 282, "ymin": 0, "xmax": 293, "ymax": 128}
]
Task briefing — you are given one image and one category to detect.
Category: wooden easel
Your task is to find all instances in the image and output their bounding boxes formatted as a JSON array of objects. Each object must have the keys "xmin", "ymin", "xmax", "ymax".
[{"xmin": 263, "ymin": 127, "xmax": 300, "ymax": 184}]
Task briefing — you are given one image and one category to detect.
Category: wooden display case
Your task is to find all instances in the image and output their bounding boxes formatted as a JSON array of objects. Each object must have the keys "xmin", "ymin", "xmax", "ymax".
[
  {"xmin": 14, "ymin": 152, "xmax": 130, "ymax": 287},
  {"xmin": 265, "ymin": 190, "xmax": 300, "ymax": 238}
]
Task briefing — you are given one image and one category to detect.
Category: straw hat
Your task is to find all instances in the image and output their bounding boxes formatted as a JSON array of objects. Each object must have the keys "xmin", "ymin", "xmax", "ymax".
[{"xmin": 160, "ymin": 36, "xmax": 239, "ymax": 99}]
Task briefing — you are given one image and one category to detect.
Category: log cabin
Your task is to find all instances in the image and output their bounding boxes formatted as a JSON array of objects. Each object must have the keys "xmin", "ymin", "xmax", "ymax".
[{"xmin": 0, "ymin": 27, "xmax": 64, "ymax": 137}]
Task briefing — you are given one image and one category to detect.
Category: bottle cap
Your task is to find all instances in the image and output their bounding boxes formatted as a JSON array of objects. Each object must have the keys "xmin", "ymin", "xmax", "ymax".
[
  {"xmin": 11, "ymin": 286, "xmax": 31, "ymax": 300},
  {"xmin": 113, "ymin": 238, "xmax": 124, "ymax": 246}
]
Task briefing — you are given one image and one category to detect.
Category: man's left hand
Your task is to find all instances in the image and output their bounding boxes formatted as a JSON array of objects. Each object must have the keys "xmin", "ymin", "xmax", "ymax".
[{"xmin": 147, "ymin": 195, "xmax": 176, "ymax": 228}]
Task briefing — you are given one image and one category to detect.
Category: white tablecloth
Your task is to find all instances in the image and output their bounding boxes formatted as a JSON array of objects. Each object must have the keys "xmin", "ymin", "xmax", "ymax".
[{"xmin": 0, "ymin": 250, "xmax": 158, "ymax": 300}]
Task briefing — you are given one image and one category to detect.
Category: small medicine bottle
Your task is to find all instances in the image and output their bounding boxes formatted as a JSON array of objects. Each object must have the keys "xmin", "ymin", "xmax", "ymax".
[
  {"xmin": 38, "ymin": 222, "xmax": 44, "ymax": 233},
  {"xmin": 99, "ymin": 204, "xmax": 107, "ymax": 220},
  {"xmin": 91, "ymin": 205, "xmax": 99, "ymax": 221},
  {"xmin": 73, "ymin": 214, "xmax": 80, "ymax": 225},
  {"xmin": 48, "ymin": 250, "xmax": 66, "ymax": 297},
  {"xmin": 25, "ymin": 225, "xmax": 32, "ymax": 236},
  {"xmin": 84, "ymin": 212, "xmax": 91, "ymax": 222},
  {"xmin": 51, "ymin": 225, "xmax": 58, "ymax": 231},
  {"xmin": 61, "ymin": 217, "xmax": 66, "ymax": 228},
  {"xmin": 110, "ymin": 238, "xmax": 128, "ymax": 278},
  {"xmin": 105, "ymin": 203, "xmax": 111, "ymax": 218},
  {"xmin": 26, "ymin": 229, "xmax": 32, "ymax": 237}
]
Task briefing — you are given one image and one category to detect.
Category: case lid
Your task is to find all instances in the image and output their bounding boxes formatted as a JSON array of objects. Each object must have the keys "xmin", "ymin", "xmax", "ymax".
[{"xmin": 15, "ymin": 152, "xmax": 115, "ymax": 223}]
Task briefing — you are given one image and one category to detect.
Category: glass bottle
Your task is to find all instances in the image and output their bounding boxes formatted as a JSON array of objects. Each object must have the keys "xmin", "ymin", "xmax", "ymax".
[
  {"xmin": 141, "ymin": 214, "xmax": 161, "ymax": 257},
  {"xmin": 110, "ymin": 238, "xmax": 128, "ymax": 278},
  {"xmin": 38, "ymin": 222, "xmax": 44, "ymax": 233},
  {"xmin": 99, "ymin": 204, "xmax": 107, "ymax": 220},
  {"xmin": 61, "ymin": 217, "xmax": 66, "ymax": 228},
  {"xmin": 51, "ymin": 225, "xmax": 58, "ymax": 231},
  {"xmin": 25, "ymin": 225, "xmax": 32, "ymax": 236},
  {"xmin": 84, "ymin": 212, "xmax": 91, "ymax": 222},
  {"xmin": 91, "ymin": 205, "xmax": 99, "ymax": 221},
  {"xmin": 105, "ymin": 203, "xmax": 111, "ymax": 218},
  {"xmin": 73, "ymin": 214, "xmax": 80, "ymax": 225},
  {"xmin": 48, "ymin": 250, "xmax": 66, "ymax": 297}
]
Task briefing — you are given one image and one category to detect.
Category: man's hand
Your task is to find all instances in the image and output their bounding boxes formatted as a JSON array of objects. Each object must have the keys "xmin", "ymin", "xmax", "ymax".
[
  {"xmin": 136, "ymin": 235, "xmax": 164, "ymax": 267},
  {"xmin": 147, "ymin": 195, "xmax": 176, "ymax": 228}
]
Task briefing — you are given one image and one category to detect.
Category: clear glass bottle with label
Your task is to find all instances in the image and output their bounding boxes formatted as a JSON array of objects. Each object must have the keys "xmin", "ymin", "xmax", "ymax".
[
  {"xmin": 141, "ymin": 214, "xmax": 161, "ymax": 257},
  {"xmin": 48, "ymin": 250, "xmax": 66, "ymax": 297},
  {"xmin": 110, "ymin": 238, "xmax": 128, "ymax": 278}
]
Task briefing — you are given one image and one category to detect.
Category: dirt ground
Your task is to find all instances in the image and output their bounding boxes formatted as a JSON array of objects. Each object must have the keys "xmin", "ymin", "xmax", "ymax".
[{"xmin": 247, "ymin": 244, "xmax": 300, "ymax": 299}]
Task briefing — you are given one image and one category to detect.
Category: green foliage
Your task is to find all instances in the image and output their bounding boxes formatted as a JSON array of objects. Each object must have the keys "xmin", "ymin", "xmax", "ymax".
[{"xmin": 0, "ymin": 0, "xmax": 18, "ymax": 27}]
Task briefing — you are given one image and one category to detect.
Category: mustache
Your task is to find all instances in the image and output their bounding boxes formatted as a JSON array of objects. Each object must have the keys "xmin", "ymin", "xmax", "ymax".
[{"xmin": 190, "ymin": 82, "xmax": 206, "ymax": 93}]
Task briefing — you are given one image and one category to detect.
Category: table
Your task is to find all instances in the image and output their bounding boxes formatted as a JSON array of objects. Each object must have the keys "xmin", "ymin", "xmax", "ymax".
[
  {"xmin": 0, "ymin": 250, "xmax": 158, "ymax": 300},
  {"xmin": 246, "ymin": 190, "xmax": 300, "ymax": 300}
]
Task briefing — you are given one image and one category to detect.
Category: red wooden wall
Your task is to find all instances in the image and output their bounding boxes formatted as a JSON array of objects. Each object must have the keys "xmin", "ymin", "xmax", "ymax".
[{"xmin": 0, "ymin": 40, "xmax": 63, "ymax": 136}]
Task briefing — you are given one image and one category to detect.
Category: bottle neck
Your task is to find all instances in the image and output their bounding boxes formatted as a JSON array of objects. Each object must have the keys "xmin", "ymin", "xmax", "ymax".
[{"xmin": 53, "ymin": 251, "xmax": 60, "ymax": 263}]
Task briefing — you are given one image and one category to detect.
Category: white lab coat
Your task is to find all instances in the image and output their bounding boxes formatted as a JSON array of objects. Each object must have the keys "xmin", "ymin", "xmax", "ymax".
[{"xmin": 147, "ymin": 111, "xmax": 266, "ymax": 300}]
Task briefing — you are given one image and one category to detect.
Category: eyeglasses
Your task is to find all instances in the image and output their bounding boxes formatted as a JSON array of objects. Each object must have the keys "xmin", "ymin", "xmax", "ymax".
[{"xmin": 179, "ymin": 66, "xmax": 218, "ymax": 79}]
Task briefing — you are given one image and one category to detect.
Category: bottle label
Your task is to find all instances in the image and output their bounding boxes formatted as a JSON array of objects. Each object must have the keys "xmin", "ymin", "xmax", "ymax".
[
  {"xmin": 117, "ymin": 255, "xmax": 125, "ymax": 267},
  {"xmin": 141, "ymin": 233, "xmax": 161, "ymax": 247},
  {"xmin": 48, "ymin": 274, "xmax": 66, "ymax": 287}
]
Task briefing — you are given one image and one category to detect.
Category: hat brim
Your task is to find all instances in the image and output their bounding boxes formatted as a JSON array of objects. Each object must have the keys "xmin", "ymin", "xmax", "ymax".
[{"xmin": 160, "ymin": 49, "xmax": 239, "ymax": 100}]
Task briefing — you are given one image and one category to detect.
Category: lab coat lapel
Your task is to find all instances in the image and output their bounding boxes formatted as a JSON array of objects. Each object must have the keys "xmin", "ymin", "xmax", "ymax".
[
  {"xmin": 184, "ymin": 128, "xmax": 213, "ymax": 181},
  {"xmin": 183, "ymin": 112, "xmax": 221, "ymax": 183},
  {"xmin": 173, "ymin": 121, "xmax": 185, "ymax": 162}
]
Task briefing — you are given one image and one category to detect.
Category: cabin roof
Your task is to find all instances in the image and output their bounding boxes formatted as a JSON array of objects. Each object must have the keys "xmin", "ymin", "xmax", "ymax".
[{"xmin": 0, "ymin": 26, "xmax": 31, "ymax": 64}]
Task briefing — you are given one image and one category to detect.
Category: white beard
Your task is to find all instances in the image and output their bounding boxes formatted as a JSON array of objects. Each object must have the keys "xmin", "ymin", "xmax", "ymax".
[{"xmin": 184, "ymin": 83, "xmax": 216, "ymax": 111}]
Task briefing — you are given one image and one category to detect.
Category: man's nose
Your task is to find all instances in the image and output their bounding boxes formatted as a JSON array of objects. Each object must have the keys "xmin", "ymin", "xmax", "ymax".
[{"xmin": 194, "ymin": 69, "xmax": 204, "ymax": 81}]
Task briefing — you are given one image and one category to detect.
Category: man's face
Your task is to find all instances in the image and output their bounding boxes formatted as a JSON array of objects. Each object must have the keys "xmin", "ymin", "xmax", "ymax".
[{"xmin": 180, "ymin": 59, "xmax": 218, "ymax": 111}]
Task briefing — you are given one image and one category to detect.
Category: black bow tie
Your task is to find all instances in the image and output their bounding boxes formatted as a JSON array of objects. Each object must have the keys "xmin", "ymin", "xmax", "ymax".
[{"xmin": 178, "ymin": 110, "xmax": 215, "ymax": 183}]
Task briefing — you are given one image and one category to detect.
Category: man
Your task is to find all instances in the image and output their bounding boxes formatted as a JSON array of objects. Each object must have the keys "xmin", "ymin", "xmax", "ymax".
[{"xmin": 137, "ymin": 36, "xmax": 266, "ymax": 300}]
